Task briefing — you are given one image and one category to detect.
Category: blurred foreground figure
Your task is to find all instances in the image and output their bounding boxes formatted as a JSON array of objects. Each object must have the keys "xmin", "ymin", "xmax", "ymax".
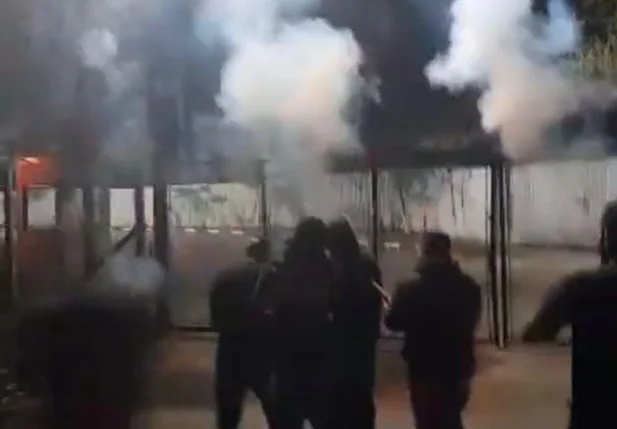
[
  {"xmin": 523, "ymin": 201, "xmax": 617, "ymax": 429},
  {"xmin": 385, "ymin": 231, "xmax": 481, "ymax": 429},
  {"xmin": 209, "ymin": 238, "xmax": 281, "ymax": 429},
  {"xmin": 274, "ymin": 217, "xmax": 335, "ymax": 429},
  {"xmin": 18, "ymin": 255, "xmax": 163, "ymax": 429},
  {"xmin": 327, "ymin": 217, "xmax": 383, "ymax": 429},
  {"xmin": 599, "ymin": 201, "xmax": 617, "ymax": 265}
]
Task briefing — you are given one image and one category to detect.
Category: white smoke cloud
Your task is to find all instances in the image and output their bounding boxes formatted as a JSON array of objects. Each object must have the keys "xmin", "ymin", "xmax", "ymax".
[
  {"xmin": 79, "ymin": 28, "xmax": 119, "ymax": 70},
  {"xmin": 198, "ymin": 0, "xmax": 367, "ymax": 219},
  {"xmin": 218, "ymin": 20, "xmax": 363, "ymax": 148},
  {"xmin": 99, "ymin": 253, "xmax": 165, "ymax": 297},
  {"xmin": 425, "ymin": 0, "xmax": 603, "ymax": 160}
]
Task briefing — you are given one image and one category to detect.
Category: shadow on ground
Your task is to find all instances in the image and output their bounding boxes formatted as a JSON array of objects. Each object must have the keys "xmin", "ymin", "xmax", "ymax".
[
  {"xmin": 142, "ymin": 334, "xmax": 570, "ymax": 429},
  {"xmin": 146, "ymin": 369, "xmax": 217, "ymax": 410}
]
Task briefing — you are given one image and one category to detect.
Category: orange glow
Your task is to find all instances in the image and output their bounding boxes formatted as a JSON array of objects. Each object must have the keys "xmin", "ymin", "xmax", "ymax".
[
  {"xmin": 20, "ymin": 157, "xmax": 41, "ymax": 165},
  {"xmin": 16, "ymin": 156, "xmax": 58, "ymax": 187}
]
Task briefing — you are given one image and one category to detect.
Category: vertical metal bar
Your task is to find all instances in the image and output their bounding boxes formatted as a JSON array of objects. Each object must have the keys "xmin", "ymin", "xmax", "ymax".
[
  {"xmin": 3, "ymin": 158, "xmax": 17, "ymax": 309},
  {"xmin": 54, "ymin": 184, "xmax": 67, "ymax": 285},
  {"xmin": 369, "ymin": 165, "xmax": 380, "ymax": 261},
  {"xmin": 55, "ymin": 185, "xmax": 65, "ymax": 228},
  {"xmin": 134, "ymin": 186, "xmax": 146, "ymax": 256},
  {"xmin": 488, "ymin": 163, "xmax": 502, "ymax": 347},
  {"xmin": 484, "ymin": 168, "xmax": 494, "ymax": 342},
  {"xmin": 97, "ymin": 188, "xmax": 112, "ymax": 255},
  {"xmin": 506, "ymin": 164, "xmax": 515, "ymax": 341},
  {"xmin": 153, "ymin": 180, "xmax": 171, "ymax": 331},
  {"xmin": 21, "ymin": 187, "xmax": 29, "ymax": 232},
  {"xmin": 258, "ymin": 159, "xmax": 269, "ymax": 240},
  {"xmin": 82, "ymin": 186, "xmax": 97, "ymax": 279},
  {"xmin": 153, "ymin": 184, "xmax": 170, "ymax": 269},
  {"xmin": 498, "ymin": 163, "xmax": 511, "ymax": 346}
]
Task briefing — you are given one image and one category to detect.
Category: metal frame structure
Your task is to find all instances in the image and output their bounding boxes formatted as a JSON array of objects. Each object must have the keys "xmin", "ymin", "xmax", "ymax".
[
  {"xmin": 363, "ymin": 159, "xmax": 511, "ymax": 347},
  {"xmin": 1, "ymin": 155, "xmax": 512, "ymax": 348},
  {"xmin": 3, "ymin": 0, "xmax": 614, "ymax": 348}
]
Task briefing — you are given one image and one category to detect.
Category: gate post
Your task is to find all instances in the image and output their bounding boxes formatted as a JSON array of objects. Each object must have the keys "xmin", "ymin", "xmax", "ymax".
[
  {"xmin": 488, "ymin": 163, "xmax": 501, "ymax": 346},
  {"xmin": 258, "ymin": 159, "xmax": 270, "ymax": 241},
  {"xmin": 498, "ymin": 163, "xmax": 512, "ymax": 345},
  {"xmin": 3, "ymin": 157, "xmax": 17, "ymax": 309},
  {"xmin": 488, "ymin": 161, "xmax": 512, "ymax": 348},
  {"xmin": 369, "ymin": 164, "xmax": 380, "ymax": 262},
  {"xmin": 134, "ymin": 186, "xmax": 147, "ymax": 256}
]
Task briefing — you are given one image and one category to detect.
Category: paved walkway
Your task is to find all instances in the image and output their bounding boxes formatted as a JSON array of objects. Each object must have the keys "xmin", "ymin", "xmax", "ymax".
[{"xmin": 141, "ymin": 335, "xmax": 571, "ymax": 429}]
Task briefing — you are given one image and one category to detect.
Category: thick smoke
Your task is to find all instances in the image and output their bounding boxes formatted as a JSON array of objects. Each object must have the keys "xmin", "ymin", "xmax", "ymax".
[
  {"xmin": 15, "ymin": 0, "xmax": 160, "ymax": 174},
  {"xmin": 76, "ymin": 23, "xmax": 151, "ymax": 173},
  {"xmin": 199, "ymin": 0, "xmax": 367, "ymax": 219},
  {"xmin": 99, "ymin": 253, "xmax": 165, "ymax": 297},
  {"xmin": 426, "ymin": 0, "xmax": 611, "ymax": 160},
  {"xmin": 79, "ymin": 28, "xmax": 119, "ymax": 70}
]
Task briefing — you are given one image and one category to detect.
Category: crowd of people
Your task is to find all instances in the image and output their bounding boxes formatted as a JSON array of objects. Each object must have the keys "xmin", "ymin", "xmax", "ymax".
[
  {"xmin": 212, "ymin": 201, "xmax": 617, "ymax": 429},
  {"xmin": 11, "ymin": 201, "xmax": 617, "ymax": 429},
  {"xmin": 210, "ymin": 216, "xmax": 482, "ymax": 429}
]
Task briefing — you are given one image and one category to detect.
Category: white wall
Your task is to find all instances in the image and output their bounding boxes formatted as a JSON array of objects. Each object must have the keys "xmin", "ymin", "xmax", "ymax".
[{"xmin": 16, "ymin": 158, "xmax": 617, "ymax": 247}]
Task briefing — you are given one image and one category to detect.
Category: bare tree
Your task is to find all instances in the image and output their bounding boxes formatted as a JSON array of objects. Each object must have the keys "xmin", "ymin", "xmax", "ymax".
[
  {"xmin": 170, "ymin": 184, "xmax": 227, "ymax": 227},
  {"xmin": 388, "ymin": 169, "xmax": 443, "ymax": 233}
]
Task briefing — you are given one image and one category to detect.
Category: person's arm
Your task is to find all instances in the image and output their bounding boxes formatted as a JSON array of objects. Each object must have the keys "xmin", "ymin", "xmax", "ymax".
[
  {"xmin": 522, "ymin": 278, "xmax": 573, "ymax": 343},
  {"xmin": 384, "ymin": 281, "xmax": 413, "ymax": 332}
]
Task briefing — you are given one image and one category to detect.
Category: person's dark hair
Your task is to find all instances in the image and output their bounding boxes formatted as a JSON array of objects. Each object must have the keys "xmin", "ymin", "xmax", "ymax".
[
  {"xmin": 285, "ymin": 217, "xmax": 328, "ymax": 261},
  {"xmin": 327, "ymin": 216, "xmax": 361, "ymax": 260},
  {"xmin": 420, "ymin": 230, "xmax": 452, "ymax": 258}
]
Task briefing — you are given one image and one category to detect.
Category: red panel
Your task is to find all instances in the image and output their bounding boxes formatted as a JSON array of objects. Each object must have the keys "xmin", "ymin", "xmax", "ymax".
[{"xmin": 17, "ymin": 157, "xmax": 58, "ymax": 187}]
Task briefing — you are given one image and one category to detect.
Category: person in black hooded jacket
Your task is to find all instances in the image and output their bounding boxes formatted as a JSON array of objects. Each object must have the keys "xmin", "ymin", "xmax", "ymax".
[
  {"xmin": 523, "ymin": 201, "xmax": 617, "ymax": 429},
  {"xmin": 209, "ymin": 238, "xmax": 281, "ymax": 429},
  {"xmin": 272, "ymin": 217, "xmax": 335, "ymax": 429},
  {"xmin": 326, "ymin": 217, "xmax": 383, "ymax": 429},
  {"xmin": 385, "ymin": 231, "xmax": 481, "ymax": 429}
]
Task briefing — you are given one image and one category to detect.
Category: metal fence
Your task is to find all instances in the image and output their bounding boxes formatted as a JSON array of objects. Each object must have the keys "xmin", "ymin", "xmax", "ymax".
[{"xmin": 6, "ymin": 158, "xmax": 616, "ymax": 337}]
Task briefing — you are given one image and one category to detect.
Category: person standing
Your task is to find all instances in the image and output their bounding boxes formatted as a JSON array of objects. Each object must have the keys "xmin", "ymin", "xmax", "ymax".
[
  {"xmin": 523, "ymin": 201, "xmax": 617, "ymax": 429},
  {"xmin": 385, "ymin": 231, "xmax": 481, "ymax": 429},
  {"xmin": 38, "ymin": 288, "xmax": 157, "ymax": 429},
  {"xmin": 327, "ymin": 217, "xmax": 383, "ymax": 429},
  {"xmin": 272, "ymin": 217, "xmax": 335, "ymax": 429},
  {"xmin": 209, "ymin": 238, "xmax": 280, "ymax": 429}
]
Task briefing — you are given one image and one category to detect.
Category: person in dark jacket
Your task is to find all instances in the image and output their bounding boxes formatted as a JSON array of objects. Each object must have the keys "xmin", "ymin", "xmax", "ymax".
[
  {"xmin": 523, "ymin": 201, "xmax": 617, "ymax": 429},
  {"xmin": 209, "ymin": 238, "xmax": 281, "ymax": 429},
  {"xmin": 599, "ymin": 200, "xmax": 617, "ymax": 266},
  {"xmin": 273, "ymin": 217, "xmax": 335, "ymax": 429},
  {"xmin": 20, "ymin": 286, "xmax": 157, "ymax": 429},
  {"xmin": 326, "ymin": 216, "xmax": 383, "ymax": 429},
  {"xmin": 385, "ymin": 231, "xmax": 482, "ymax": 429}
]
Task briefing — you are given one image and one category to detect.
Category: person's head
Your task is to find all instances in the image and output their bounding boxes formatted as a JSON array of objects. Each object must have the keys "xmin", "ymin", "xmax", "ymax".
[
  {"xmin": 285, "ymin": 217, "xmax": 328, "ymax": 260},
  {"xmin": 600, "ymin": 201, "xmax": 617, "ymax": 263},
  {"xmin": 327, "ymin": 216, "xmax": 360, "ymax": 258},
  {"xmin": 418, "ymin": 230, "xmax": 452, "ymax": 264},
  {"xmin": 246, "ymin": 238, "xmax": 270, "ymax": 263}
]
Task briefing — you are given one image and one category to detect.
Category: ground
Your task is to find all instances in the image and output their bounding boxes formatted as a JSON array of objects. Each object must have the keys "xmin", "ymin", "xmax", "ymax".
[
  {"xmin": 2, "ymin": 334, "xmax": 571, "ymax": 429},
  {"xmin": 138, "ymin": 334, "xmax": 571, "ymax": 429},
  {"xmin": 4, "ymin": 229, "xmax": 580, "ymax": 428}
]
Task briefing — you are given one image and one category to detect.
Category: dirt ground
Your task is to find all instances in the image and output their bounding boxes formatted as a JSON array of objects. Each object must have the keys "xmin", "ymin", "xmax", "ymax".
[
  {"xmin": 138, "ymin": 334, "xmax": 571, "ymax": 429},
  {"xmin": 2, "ymin": 228, "xmax": 582, "ymax": 428},
  {"xmin": 1, "ymin": 334, "xmax": 571, "ymax": 429}
]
